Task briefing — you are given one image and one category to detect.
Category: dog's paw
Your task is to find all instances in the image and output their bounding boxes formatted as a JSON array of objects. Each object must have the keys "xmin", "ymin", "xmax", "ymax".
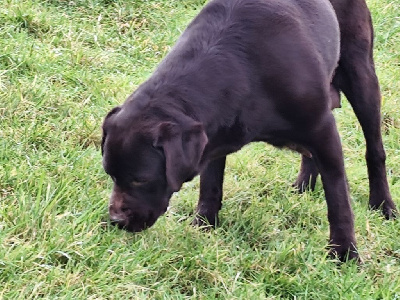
[
  {"xmin": 382, "ymin": 207, "xmax": 397, "ymax": 220},
  {"xmin": 381, "ymin": 203, "xmax": 397, "ymax": 220},
  {"xmin": 192, "ymin": 212, "xmax": 218, "ymax": 229},
  {"xmin": 292, "ymin": 173, "xmax": 318, "ymax": 193},
  {"xmin": 369, "ymin": 198, "xmax": 397, "ymax": 220},
  {"xmin": 328, "ymin": 243, "xmax": 359, "ymax": 263}
]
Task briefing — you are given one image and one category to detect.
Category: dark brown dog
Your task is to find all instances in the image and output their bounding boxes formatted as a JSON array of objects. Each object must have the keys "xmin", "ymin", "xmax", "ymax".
[{"xmin": 101, "ymin": 0, "xmax": 396, "ymax": 261}]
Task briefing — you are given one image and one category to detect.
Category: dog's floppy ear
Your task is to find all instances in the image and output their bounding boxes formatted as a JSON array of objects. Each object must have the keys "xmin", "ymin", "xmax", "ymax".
[
  {"xmin": 101, "ymin": 106, "xmax": 122, "ymax": 155},
  {"xmin": 154, "ymin": 121, "xmax": 208, "ymax": 192}
]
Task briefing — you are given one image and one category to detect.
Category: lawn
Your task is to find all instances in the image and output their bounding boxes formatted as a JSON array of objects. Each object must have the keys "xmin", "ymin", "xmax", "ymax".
[{"xmin": 0, "ymin": 0, "xmax": 399, "ymax": 298}]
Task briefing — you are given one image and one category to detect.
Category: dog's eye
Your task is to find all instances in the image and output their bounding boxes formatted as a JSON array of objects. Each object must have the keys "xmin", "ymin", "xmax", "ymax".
[{"xmin": 131, "ymin": 179, "xmax": 148, "ymax": 187}]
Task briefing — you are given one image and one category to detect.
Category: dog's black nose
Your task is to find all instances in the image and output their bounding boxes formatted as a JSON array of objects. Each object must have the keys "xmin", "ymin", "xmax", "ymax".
[
  {"xmin": 109, "ymin": 217, "xmax": 123, "ymax": 223},
  {"xmin": 109, "ymin": 211, "xmax": 126, "ymax": 226},
  {"xmin": 109, "ymin": 217, "xmax": 127, "ymax": 231}
]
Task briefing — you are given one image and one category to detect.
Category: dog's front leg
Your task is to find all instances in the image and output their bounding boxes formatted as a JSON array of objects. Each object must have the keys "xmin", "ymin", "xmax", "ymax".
[
  {"xmin": 311, "ymin": 114, "xmax": 358, "ymax": 262},
  {"xmin": 192, "ymin": 156, "xmax": 226, "ymax": 227}
]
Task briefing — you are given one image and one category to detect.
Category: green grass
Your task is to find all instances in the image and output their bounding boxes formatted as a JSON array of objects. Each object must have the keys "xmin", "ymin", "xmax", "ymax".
[{"xmin": 1, "ymin": 0, "xmax": 399, "ymax": 298}]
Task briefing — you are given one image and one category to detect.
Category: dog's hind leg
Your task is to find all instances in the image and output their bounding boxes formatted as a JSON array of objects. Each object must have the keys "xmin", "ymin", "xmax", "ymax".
[
  {"xmin": 333, "ymin": 35, "xmax": 397, "ymax": 218},
  {"xmin": 293, "ymin": 155, "xmax": 319, "ymax": 193},
  {"xmin": 192, "ymin": 156, "xmax": 226, "ymax": 227}
]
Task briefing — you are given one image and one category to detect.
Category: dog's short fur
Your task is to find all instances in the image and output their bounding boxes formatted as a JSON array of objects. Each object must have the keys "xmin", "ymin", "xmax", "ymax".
[{"xmin": 101, "ymin": 0, "xmax": 397, "ymax": 261}]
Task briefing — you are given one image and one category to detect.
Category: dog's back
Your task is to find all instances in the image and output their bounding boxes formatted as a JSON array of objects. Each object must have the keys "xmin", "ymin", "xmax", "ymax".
[
  {"xmin": 130, "ymin": 0, "xmax": 340, "ymax": 135},
  {"xmin": 154, "ymin": 0, "xmax": 339, "ymax": 78}
]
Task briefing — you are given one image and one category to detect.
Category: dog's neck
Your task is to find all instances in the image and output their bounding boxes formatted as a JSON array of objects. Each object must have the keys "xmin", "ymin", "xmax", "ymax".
[
  {"xmin": 144, "ymin": 97, "xmax": 248, "ymax": 163},
  {"xmin": 125, "ymin": 71, "xmax": 253, "ymax": 163}
]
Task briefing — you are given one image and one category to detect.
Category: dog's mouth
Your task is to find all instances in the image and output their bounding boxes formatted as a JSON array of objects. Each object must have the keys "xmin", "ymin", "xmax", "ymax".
[
  {"xmin": 111, "ymin": 218, "xmax": 155, "ymax": 233},
  {"xmin": 110, "ymin": 208, "xmax": 166, "ymax": 233}
]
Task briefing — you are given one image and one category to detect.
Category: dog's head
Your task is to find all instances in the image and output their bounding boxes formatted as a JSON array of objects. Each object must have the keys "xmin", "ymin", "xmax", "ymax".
[{"xmin": 101, "ymin": 106, "xmax": 208, "ymax": 232}]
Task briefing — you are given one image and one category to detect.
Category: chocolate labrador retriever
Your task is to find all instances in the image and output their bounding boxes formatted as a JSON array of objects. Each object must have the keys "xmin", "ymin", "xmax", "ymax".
[{"xmin": 101, "ymin": 0, "xmax": 397, "ymax": 261}]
